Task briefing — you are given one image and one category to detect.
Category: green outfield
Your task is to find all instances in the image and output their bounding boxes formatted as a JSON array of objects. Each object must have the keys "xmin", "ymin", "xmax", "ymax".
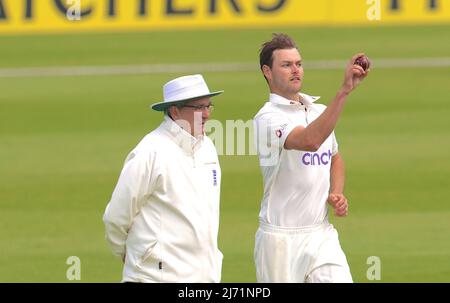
[{"xmin": 0, "ymin": 24, "xmax": 449, "ymax": 282}]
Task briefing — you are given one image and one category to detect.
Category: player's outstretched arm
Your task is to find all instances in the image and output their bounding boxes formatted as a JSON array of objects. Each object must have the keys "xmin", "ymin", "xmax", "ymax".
[{"xmin": 284, "ymin": 54, "xmax": 370, "ymax": 152}]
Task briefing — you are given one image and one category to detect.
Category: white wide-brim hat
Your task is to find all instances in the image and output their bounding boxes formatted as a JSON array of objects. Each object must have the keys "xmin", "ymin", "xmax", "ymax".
[{"xmin": 151, "ymin": 74, "xmax": 223, "ymax": 111}]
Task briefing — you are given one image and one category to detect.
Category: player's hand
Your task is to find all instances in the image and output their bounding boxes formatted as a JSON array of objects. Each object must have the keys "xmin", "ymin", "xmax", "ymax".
[
  {"xmin": 340, "ymin": 53, "xmax": 370, "ymax": 94},
  {"xmin": 327, "ymin": 193, "xmax": 349, "ymax": 217}
]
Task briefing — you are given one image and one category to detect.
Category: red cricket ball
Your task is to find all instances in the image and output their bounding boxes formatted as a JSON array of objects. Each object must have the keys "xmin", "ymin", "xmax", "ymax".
[{"xmin": 354, "ymin": 55, "xmax": 371, "ymax": 71}]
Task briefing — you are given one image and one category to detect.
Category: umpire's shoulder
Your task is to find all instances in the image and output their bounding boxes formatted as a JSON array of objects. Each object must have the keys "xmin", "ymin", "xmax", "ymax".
[{"xmin": 123, "ymin": 131, "xmax": 161, "ymax": 164}]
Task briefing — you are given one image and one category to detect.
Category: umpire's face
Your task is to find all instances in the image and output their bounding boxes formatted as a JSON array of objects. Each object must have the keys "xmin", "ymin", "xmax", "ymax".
[{"xmin": 169, "ymin": 97, "xmax": 213, "ymax": 138}]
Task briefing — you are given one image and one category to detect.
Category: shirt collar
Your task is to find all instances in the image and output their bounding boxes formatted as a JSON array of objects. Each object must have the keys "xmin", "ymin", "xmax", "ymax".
[
  {"xmin": 161, "ymin": 115, "xmax": 203, "ymax": 154},
  {"xmin": 269, "ymin": 92, "xmax": 321, "ymax": 107}
]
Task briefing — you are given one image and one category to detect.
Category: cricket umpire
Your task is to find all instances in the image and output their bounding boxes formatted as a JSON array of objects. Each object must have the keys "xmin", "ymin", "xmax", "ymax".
[
  {"xmin": 103, "ymin": 74, "xmax": 223, "ymax": 282},
  {"xmin": 253, "ymin": 34, "xmax": 369, "ymax": 282}
]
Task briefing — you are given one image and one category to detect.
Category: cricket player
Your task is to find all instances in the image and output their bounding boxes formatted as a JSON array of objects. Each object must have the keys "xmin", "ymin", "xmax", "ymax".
[
  {"xmin": 253, "ymin": 34, "xmax": 369, "ymax": 282},
  {"xmin": 103, "ymin": 74, "xmax": 223, "ymax": 282}
]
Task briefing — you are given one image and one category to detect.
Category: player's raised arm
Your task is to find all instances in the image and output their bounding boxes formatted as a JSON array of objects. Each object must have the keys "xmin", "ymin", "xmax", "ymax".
[{"xmin": 284, "ymin": 53, "xmax": 370, "ymax": 151}]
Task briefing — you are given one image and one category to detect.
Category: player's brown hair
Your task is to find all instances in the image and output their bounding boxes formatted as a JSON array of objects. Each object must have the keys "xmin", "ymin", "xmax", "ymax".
[{"xmin": 259, "ymin": 33, "xmax": 298, "ymax": 70}]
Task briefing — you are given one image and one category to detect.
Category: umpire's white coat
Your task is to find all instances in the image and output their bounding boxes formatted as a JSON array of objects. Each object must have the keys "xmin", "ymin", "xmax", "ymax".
[{"xmin": 103, "ymin": 116, "xmax": 222, "ymax": 282}]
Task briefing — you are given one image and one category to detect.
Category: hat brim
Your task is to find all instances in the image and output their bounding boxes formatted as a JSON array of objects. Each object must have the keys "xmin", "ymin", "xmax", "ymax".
[{"xmin": 151, "ymin": 91, "xmax": 223, "ymax": 112}]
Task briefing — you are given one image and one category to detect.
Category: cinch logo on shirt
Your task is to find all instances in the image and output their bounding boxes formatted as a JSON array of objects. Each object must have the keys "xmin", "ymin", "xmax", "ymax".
[
  {"xmin": 212, "ymin": 169, "xmax": 217, "ymax": 186},
  {"xmin": 301, "ymin": 149, "xmax": 332, "ymax": 166}
]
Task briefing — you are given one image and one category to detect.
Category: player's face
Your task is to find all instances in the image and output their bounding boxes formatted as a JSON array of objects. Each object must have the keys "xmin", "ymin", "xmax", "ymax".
[
  {"xmin": 171, "ymin": 97, "xmax": 212, "ymax": 137},
  {"xmin": 264, "ymin": 48, "xmax": 304, "ymax": 99}
]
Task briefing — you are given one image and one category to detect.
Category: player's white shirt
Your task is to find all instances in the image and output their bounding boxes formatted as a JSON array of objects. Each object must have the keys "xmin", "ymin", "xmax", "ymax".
[{"xmin": 254, "ymin": 93, "xmax": 338, "ymax": 227}]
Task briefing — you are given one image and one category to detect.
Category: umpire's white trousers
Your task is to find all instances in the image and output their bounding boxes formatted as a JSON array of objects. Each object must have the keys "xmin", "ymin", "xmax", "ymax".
[{"xmin": 254, "ymin": 221, "xmax": 352, "ymax": 283}]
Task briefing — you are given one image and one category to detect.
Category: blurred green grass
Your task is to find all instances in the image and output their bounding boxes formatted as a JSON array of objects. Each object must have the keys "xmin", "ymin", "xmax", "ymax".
[
  {"xmin": 0, "ymin": 24, "xmax": 450, "ymax": 67},
  {"xmin": 0, "ymin": 24, "xmax": 449, "ymax": 282}
]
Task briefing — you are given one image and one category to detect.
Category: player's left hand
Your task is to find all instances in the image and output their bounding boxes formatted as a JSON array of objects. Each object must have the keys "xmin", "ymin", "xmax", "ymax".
[{"xmin": 327, "ymin": 193, "xmax": 349, "ymax": 217}]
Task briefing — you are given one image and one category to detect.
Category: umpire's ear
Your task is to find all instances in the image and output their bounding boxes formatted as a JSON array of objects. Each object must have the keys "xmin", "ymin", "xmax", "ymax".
[{"xmin": 167, "ymin": 105, "xmax": 180, "ymax": 120}]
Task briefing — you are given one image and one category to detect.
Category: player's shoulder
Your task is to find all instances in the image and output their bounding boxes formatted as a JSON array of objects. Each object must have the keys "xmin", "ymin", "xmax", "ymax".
[
  {"xmin": 254, "ymin": 102, "xmax": 271, "ymax": 118},
  {"xmin": 254, "ymin": 101, "xmax": 285, "ymax": 121}
]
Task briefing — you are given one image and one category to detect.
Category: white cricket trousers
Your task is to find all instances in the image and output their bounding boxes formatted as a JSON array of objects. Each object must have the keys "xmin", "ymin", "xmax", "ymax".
[{"xmin": 254, "ymin": 221, "xmax": 353, "ymax": 283}]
